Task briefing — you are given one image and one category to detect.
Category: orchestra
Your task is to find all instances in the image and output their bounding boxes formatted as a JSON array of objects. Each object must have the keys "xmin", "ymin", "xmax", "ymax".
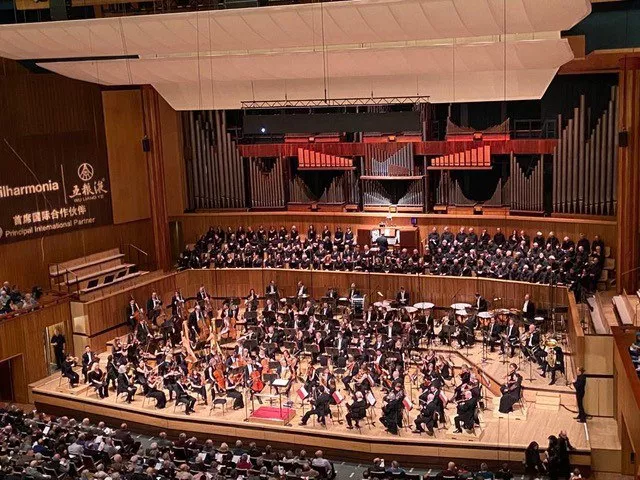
[{"xmin": 61, "ymin": 281, "xmax": 571, "ymax": 439}]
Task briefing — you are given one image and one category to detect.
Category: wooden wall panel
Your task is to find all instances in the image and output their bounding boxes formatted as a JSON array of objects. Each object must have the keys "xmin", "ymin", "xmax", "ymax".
[
  {"xmin": 0, "ymin": 300, "xmax": 72, "ymax": 403},
  {"xmin": 77, "ymin": 273, "xmax": 178, "ymax": 344},
  {"xmin": 0, "ymin": 218, "xmax": 155, "ymax": 291},
  {"xmin": 172, "ymin": 212, "xmax": 616, "ymax": 255},
  {"xmin": 584, "ymin": 335, "xmax": 614, "ymax": 375},
  {"xmin": 158, "ymin": 94, "xmax": 186, "ymax": 217},
  {"xmin": 102, "ymin": 89, "xmax": 151, "ymax": 224}
]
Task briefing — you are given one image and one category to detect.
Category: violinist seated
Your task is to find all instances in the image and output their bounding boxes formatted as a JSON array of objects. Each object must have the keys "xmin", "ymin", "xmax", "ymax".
[
  {"xmin": 342, "ymin": 355, "xmax": 359, "ymax": 391},
  {"xmin": 380, "ymin": 382, "xmax": 405, "ymax": 435},
  {"xmin": 413, "ymin": 393, "xmax": 438, "ymax": 436},
  {"xmin": 299, "ymin": 385, "xmax": 332, "ymax": 426},
  {"xmin": 345, "ymin": 390, "xmax": 368, "ymax": 429},
  {"xmin": 61, "ymin": 355, "xmax": 80, "ymax": 387},
  {"xmin": 453, "ymin": 390, "xmax": 478, "ymax": 434},
  {"xmin": 87, "ymin": 362, "xmax": 109, "ymax": 399},
  {"xmin": 145, "ymin": 374, "xmax": 167, "ymax": 409},
  {"xmin": 81, "ymin": 346, "xmax": 98, "ymax": 383},
  {"xmin": 225, "ymin": 373, "xmax": 245, "ymax": 410},
  {"xmin": 116, "ymin": 365, "xmax": 136, "ymax": 403},
  {"xmin": 175, "ymin": 376, "xmax": 196, "ymax": 415},
  {"xmin": 189, "ymin": 370, "xmax": 208, "ymax": 405}
]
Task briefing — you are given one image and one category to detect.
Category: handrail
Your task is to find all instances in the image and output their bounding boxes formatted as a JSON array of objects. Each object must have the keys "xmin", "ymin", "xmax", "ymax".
[{"xmin": 127, "ymin": 244, "xmax": 149, "ymax": 257}]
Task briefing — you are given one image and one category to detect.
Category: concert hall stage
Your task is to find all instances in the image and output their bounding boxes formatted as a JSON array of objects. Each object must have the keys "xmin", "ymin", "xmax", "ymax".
[{"xmin": 29, "ymin": 346, "xmax": 597, "ymax": 470}]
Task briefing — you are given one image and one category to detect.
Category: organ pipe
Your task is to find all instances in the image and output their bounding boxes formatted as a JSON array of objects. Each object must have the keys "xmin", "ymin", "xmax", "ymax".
[{"xmin": 552, "ymin": 88, "xmax": 618, "ymax": 216}]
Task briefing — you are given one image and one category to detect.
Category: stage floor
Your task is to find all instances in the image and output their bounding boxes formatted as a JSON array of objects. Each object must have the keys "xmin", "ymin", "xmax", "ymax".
[{"xmin": 29, "ymin": 344, "xmax": 596, "ymax": 468}]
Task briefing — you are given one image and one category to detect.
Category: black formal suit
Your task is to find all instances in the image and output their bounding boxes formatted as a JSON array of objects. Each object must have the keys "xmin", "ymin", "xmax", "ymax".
[
  {"xmin": 125, "ymin": 303, "xmax": 140, "ymax": 330},
  {"xmin": 454, "ymin": 398, "xmax": 477, "ymax": 431},
  {"xmin": 475, "ymin": 296, "xmax": 488, "ymax": 312},
  {"xmin": 523, "ymin": 300, "xmax": 536, "ymax": 321},
  {"xmin": 573, "ymin": 373, "xmax": 587, "ymax": 421},
  {"xmin": 301, "ymin": 392, "xmax": 332, "ymax": 425},
  {"xmin": 415, "ymin": 399, "xmax": 438, "ymax": 433},
  {"xmin": 346, "ymin": 399, "xmax": 367, "ymax": 428},
  {"xmin": 88, "ymin": 369, "xmax": 108, "ymax": 398},
  {"xmin": 396, "ymin": 290, "xmax": 410, "ymax": 306},
  {"xmin": 62, "ymin": 360, "xmax": 79, "ymax": 386},
  {"xmin": 81, "ymin": 352, "xmax": 97, "ymax": 382}
]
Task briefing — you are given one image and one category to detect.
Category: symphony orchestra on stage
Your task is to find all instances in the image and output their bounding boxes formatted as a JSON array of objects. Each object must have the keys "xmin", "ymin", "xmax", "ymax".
[{"xmin": 63, "ymin": 275, "xmax": 575, "ymax": 436}]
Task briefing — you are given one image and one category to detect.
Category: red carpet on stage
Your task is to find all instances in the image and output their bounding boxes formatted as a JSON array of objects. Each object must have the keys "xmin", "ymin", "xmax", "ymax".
[{"xmin": 248, "ymin": 406, "xmax": 296, "ymax": 425}]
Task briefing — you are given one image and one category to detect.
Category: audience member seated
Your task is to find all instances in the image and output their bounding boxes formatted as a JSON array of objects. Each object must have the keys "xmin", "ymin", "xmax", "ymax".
[
  {"xmin": 629, "ymin": 332, "xmax": 640, "ymax": 379},
  {"xmin": 178, "ymin": 225, "xmax": 605, "ymax": 294}
]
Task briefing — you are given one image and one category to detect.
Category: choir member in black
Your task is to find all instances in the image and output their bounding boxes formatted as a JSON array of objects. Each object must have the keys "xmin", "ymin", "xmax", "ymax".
[
  {"xmin": 505, "ymin": 318, "xmax": 519, "ymax": 357},
  {"xmin": 396, "ymin": 286, "xmax": 410, "ymax": 306},
  {"xmin": 87, "ymin": 363, "xmax": 108, "ymax": 398},
  {"xmin": 474, "ymin": 293, "xmax": 488, "ymax": 312},
  {"xmin": 380, "ymin": 382, "xmax": 404, "ymax": 435},
  {"xmin": 81, "ymin": 346, "xmax": 97, "ymax": 383},
  {"xmin": 145, "ymin": 375, "xmax": 167, "ymax": 409},
  {"xmin": 453, "ymin": 390, "xmax": 477, "ymax": 433},
  {"xmin": 146, "ymin": 292, "xmax": 162, "ymax": 322},
  {"xmin": 573, "ymin": 367, "xmax": 587, "ymax": 423},
  {"xmin": 299, "ymin": 386, "xmax": 332, "ymax": 426},
  {"xmin": 51, "ymin": 328, "xmax": 66, "ymax": 369},
  {"xmin": 117, "ymin": 365, "xmax": 136, "ymax": 403},
  {"xmin": 413, "ymin": 393, "xmax": 437, "ymax": 436},
  {"xmin": 345, "ymin": 390, "xmax": 367, "ymax": 429},
  {"xmin": 499, "ymin": 363, "xmax": 523, "ymax": 413},
  {"xmin": 61, "ymin": 355, "xmax": 79, "ymax": 387},
  {"xmin": 126, "ymin": 299, "xmax": 141, "ymax": 331},
  {"xmin": 541, "ymin": 345, "xmax": 565, "ymax": 385},
  {"xmin": 522, "ymin": 294, "xmax": 535, "ymax": 322},
  {"xmin": 175, "ymin": 376, "xmax": 196, "ymax": 415}
]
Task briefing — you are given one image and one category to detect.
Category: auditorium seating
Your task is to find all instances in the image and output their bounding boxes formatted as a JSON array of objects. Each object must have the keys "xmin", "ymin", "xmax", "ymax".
[{"xmin": 49, "ymin": 248, "xmax": 149, "ymax": 296}]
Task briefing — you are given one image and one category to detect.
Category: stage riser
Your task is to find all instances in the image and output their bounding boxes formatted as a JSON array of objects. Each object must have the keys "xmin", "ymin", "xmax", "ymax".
[{"xmin": 31, "ymin": 390, "xmax": 591, "ymax": 472}]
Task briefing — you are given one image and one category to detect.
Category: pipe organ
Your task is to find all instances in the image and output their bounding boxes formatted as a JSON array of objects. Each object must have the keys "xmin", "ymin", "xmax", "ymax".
[
  {"xmin": 363, "ymin": 143, "xmax": 415, "ymax": 176},
  {"xmin": 510, "ymin": 154, "xmax": 544, "ymax": 212},
  {"xmin": 363, "ymin": 180, "xmax": 423, "ymax": 208},
  {"xmin": 248, "ymin": 157, "xmax": 285, "ymax": 209},
  {"xmin": 552, "ymin": 87, "xmax": 618, "ymax": 215},
  {"xmin": 184, "ymin": 111, "xmax": 245, "ymax": 209},
  {"xmin": 289, "ymin": 171, "xmax": 358, "ymax": 205}
]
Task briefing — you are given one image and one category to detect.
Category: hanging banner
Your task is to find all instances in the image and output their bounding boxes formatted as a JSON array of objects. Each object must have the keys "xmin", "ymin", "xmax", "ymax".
[{"xmin": 0, "ymin": 155, "xmax": 113, "ymax": 243}]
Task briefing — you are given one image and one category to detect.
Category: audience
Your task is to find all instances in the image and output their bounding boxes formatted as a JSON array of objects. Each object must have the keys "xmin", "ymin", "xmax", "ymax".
[
  {"xmin": 629, "ymin": 332, "xmax": 640, "ymax": 379},
  {"xmin": 0, "ymin": 281, "xmax": 40, "ymax": 316},
  {"xmin": 179, "ymin": 225, "xmax": 605, "ymax": 294},
  {"xmin": 0, "ymin": 403, "xmax": 583, "ymax": 480}
]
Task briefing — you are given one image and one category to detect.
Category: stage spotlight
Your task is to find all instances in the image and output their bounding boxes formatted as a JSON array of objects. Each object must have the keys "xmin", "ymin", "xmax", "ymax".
[{"xmin": 260, "ymin": 127, "xmax": 267, "ymax": 133}]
